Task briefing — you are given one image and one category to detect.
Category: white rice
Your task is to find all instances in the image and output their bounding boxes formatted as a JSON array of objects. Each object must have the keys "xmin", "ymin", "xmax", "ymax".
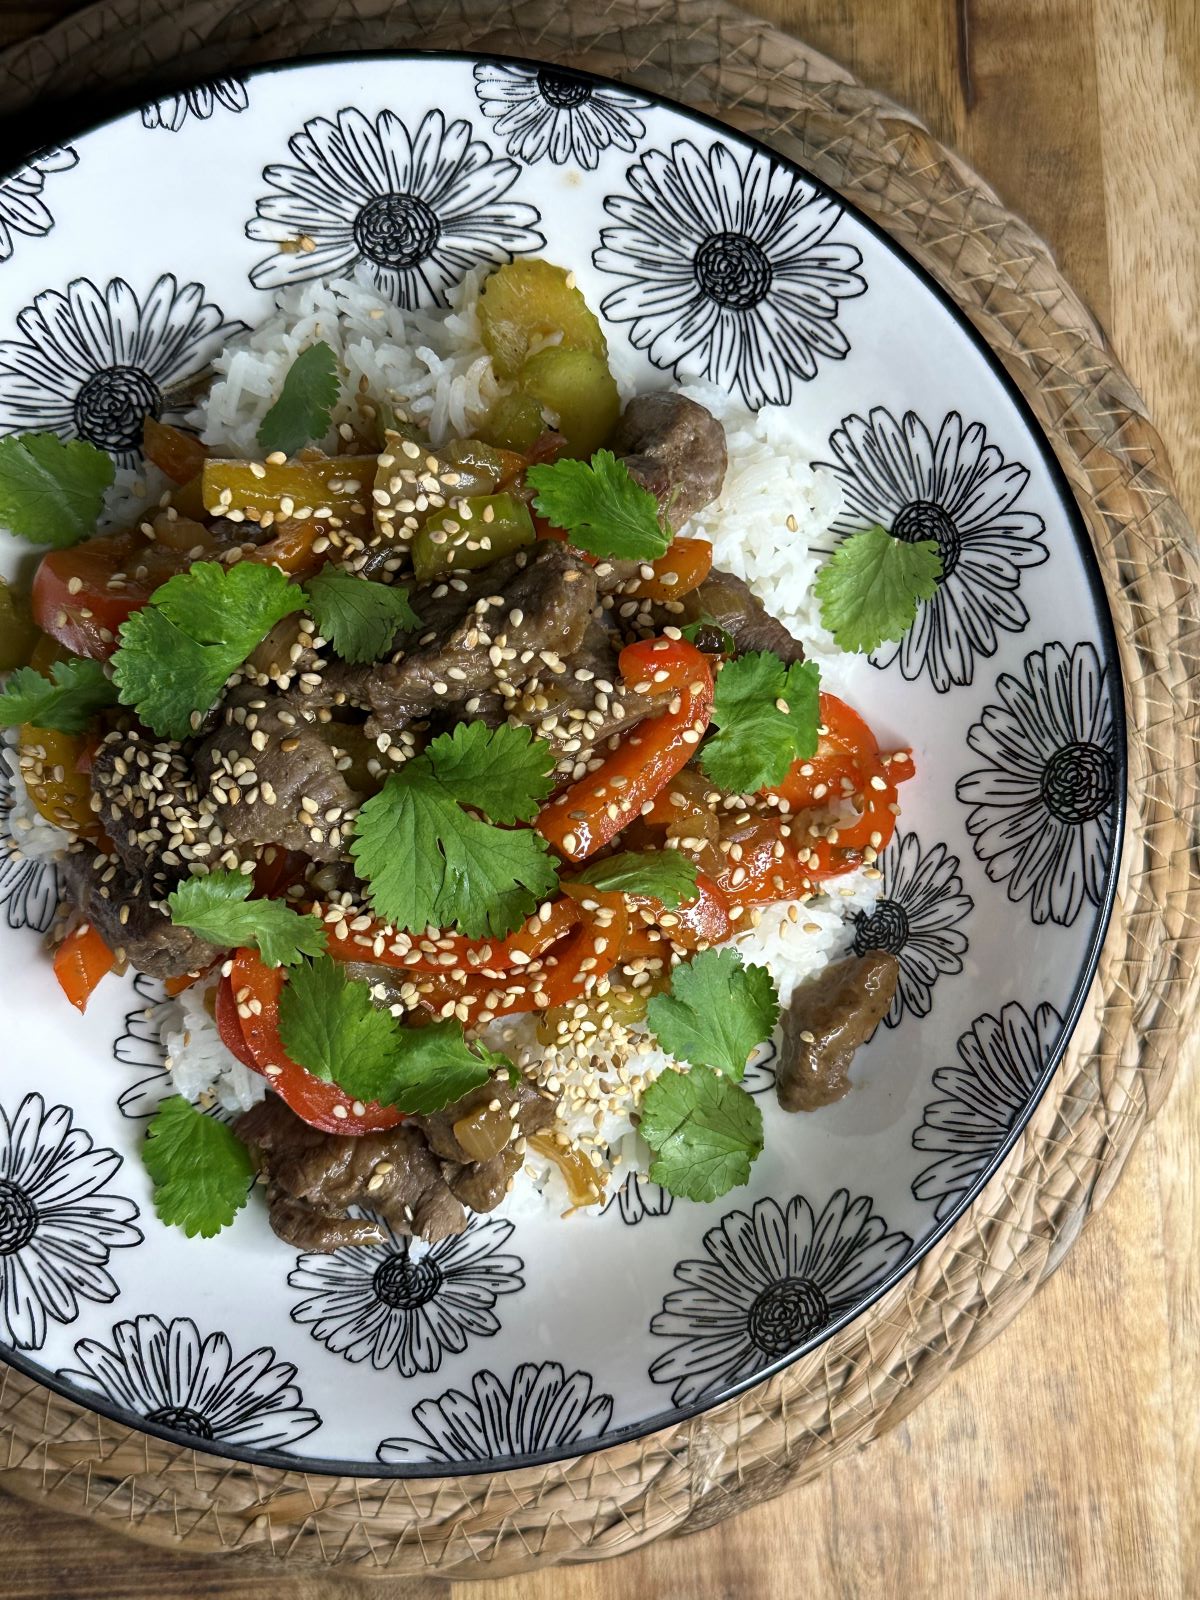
[
  {"xmin": 159, "ymin": 973, "xmax": 266, "ymax": 1115},
  {"xmin": 8, "ymin": 274, "xmax": 881, "ymax": 1206},
  {"xmin": 191, "ymin": 267, "xmax": 505, "ymax": 457},
  {"xmin": 100, "ymin": 460, "xmax": 173, "ymax": 534}
]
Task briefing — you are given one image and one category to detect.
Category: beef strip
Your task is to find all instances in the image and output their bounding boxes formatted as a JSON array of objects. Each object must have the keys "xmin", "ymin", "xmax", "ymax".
[
  {"xmin": 193, "ymin": 684, "xmax": 361, "ymax": 862},
  {"xmin": 446, "ymin": 1151, "xmax": 523, "ymax": 1212},
  {"xmin": 59, "ymin": 845, "xmax": 222, "ymax": 979},
  {"xmin": 414, "ymin": 1076, "xmax": 557, "ymax": 1213},
  {"xmin": 652, "ymin": 566, "xmax": 807, "ymax": 664},
  {"xmin": 415, "ymin": 1077, "xmax": 556, "ymax": 1161},
  {"xmin": 89, "ymin": 725, "xmax": 207, "ymax": 878},
  {"xmin": 775, "ymin": 950, "xmax": 900, "ymax": 1112},
  {"xmin": 236, "ymin": 1096, "xmax": 467, "ymax": 1249},
  {"xmin": 611, "ymin": 392, "xmax": 728, "ymax": 530},
  {"xmin": 365, "ymin": 542, "xmax": 596, "ymax": 731},
  {"xmin": 470, "ymin": 615, "xmax": 655, "ymax": 765}
]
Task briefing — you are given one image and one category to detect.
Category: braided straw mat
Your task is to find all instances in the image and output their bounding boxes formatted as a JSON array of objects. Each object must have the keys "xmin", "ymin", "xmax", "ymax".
[{"xmin": 0, "ymin": 0, "xmax": 1197, "ymax": 1578}]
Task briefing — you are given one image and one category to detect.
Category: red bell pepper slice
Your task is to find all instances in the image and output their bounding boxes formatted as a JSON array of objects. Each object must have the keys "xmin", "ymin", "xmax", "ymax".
[
  {"xmin": 53, "ymin": 922, "xmax": 115, "ymax": 1013},
  {"xmin": 225, "ymin": 949, "xmax": 402, "ymax": 1135},
  {"xmin": 536, "ymin": 637, "xmax": 713, "ymax": 863}
]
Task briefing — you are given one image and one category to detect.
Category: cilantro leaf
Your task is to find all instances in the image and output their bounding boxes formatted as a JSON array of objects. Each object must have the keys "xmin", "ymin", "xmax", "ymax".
[
  {"xmin": 424, "ymin": 722, "xmax": 554, "ymax": 824},
  {"xmin": 0, "ymin": 658, "xmax": 116, "ymax": 733},
  {"xmin": 361, "ymin": 1018, "xmax": 503, "ymax": 1116},
  {"xmin": 0, "ymin": 432, "xmax": 114, "ymax": 548},
  {"xmin": 142, "ymin": 1096, "xmax": 256, "ymax": 1239},
  {"xmin": 645, "ymin": 947, "xmax": 780, "ymax": 1080},
  {"xmin": 639, "ymin": 1065, "xmax": 764, "ymax": 1202},
  {"xmin": 527, "ymin": 449, "xmax": 670, "ymax": 562},
  {"xmin": 277, "ymin": 955, "xmax": 505, "ymax": 1114},
  {"xmin": 277, "ymin": 953, "xmax": 401, "ymax": 1092},
  {"xmin": 303, "ymin": 566, "xmax": 420, "ymax": 664},
  {"xmin": 576, "ymin": 850, "xmax": 699, "ymax": 908},
  {"xmin": 699, "ymin": 651, "xmax": 821, "ymax": 793},
  {"xmin": 815, "ymin": 524, "xmax": 942, "ymax": 654},
  {"xmin": 111, "ymin": 561, "xmax": 302, "ymax": 738},
  {"xmin": 256, "ymin": 341, "xmax": 340, "ymax": 456},
  {"xmin": 350, "ymin": 726, "xmax": 558, "ymax": 936},
  {"xmin": 167, "ymin": 869, "xmax": 326, "ymax": 967}
]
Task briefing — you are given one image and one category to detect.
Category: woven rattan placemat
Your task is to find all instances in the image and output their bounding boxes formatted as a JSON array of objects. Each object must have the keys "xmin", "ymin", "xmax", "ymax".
[{"xmin": 0, "ymin": 0, "xmax": 1197, "ymax": 1577}]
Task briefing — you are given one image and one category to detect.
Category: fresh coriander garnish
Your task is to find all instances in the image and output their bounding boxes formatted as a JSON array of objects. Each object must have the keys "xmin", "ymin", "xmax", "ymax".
[
  {"xmin": 256, "ymin": 340, "xmax": 340, "ymax": 457},
  {"xmin": 417, "ymin": 720, "xmax": 555, "ymax": 823},
  {"xmin": 645, "ymin": 947, "xmax": 780, "ymax": 1080},
  {"xmin": 350, "ymin": 722, "xmax": 558, "ymax": 937},
  {"xmin": 699, "ymin": 650, "xmax": 821, "ymax": 793},
  {"xmin": 0, "ymin": 657, "xmax": 117, "ymax": 734},
  {"xmin": 111, "ymin": 560, "xmax": 302, "ymax": 739},
  {"xmin": 303, "ymin": 566, "xmax": 420, "ymax": 664},
  {"xmin": 167, "ymin": 869, "xmax": 326, "ymax": 967},
  {"xmin": 277, "ymin": 954, "xmax": 510, "ymax": 1115},
  {"xmin": 526, "ymin": 449, "xmax": 670, "ymax": 562},
  {"xmin": 0, "ymin": 432, "xmax": 114, "ymax": 548},
  {"xmin": 814, "ymin": 523, "xmax": 942, "ymax": 654},
  {"xmin": 639, "ymin": 1064, "xmax": 764, "ymax": 1202},
  {"xmin": 575, "ymin": 850, "xmax": 699, "ymax": 908},
  {"xmin": 143, "ymin": 1096, "xmax": 256, "ymax": 1239}
]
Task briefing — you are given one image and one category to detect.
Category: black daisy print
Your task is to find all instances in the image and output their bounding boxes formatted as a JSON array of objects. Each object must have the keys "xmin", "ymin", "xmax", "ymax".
[
  {"xmin": 649, "ymin": 1190, "xmax": 912, "ymax": 1406},
  {"xmin": 288, "ymin": 1211, "xmax": 523, "ymax": 1376},
  {"xmin": 0, "ymin": 273, "xmax": 243, "ymax": 467},
  {"xmin": 912, "ymin": 1001, "xmax": 1064, "ymax": 1221},
  {"xmin": 472, "ymin": 61, "xmax": 648, "ymax": 170},
  {"xmin": 114, "ymin": 972, "xmax": 172, "ymax": 1120},
  {"xmin": 142, "ymin": 76, "xmax": 248, "ymax": 131},
  {"xmin": 819, "ymin": 408, "xmax": 1049, "ymax": 691},
  {"xmin": 0, "ymin": 754, "xmax": 58, "ymax": 933},
  {"xmin": 853, "ymin": 829, "xmax": 973, "ymax": 1028},
  {"xmin": 58, "ymin": 1313, "xmax": 321, "ymax": 1449},
  {"xmin": 956, "ymin": 641, "xmax": 1118, "ymax": 926},
  {"xmin": 593, "ymin": 138, "xmax": 865, "ymax": 408},
  {"xmin": 0, "ymin": 1093, "xmax": 142, "ymax": 1352},
  {"xmin": 376, "ymin": 1361, "xmax": 614, "ymax": 1466},
  {"xmin": 602, "ymin": 1169, "xmax": 674, "ymax": 1225},
  {"xmin": 742, "ymin": 1037, "xmax": 778, "ymax": 1095},
  {"xmin": 114, "ymin": 973, "xmax": 247, "ymax": 1125},
  {"xmin": 0, "ymin": 146, "xmax": 77, "ymax": 264},
  {"xmin": 246, "ymin": 107, "xmax": 545, "ymax": 307}
]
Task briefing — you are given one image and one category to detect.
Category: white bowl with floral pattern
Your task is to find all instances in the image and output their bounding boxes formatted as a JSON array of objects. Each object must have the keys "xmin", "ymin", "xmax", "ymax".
[{"xmin": 0, "ymin": 52, "xmax": 1123, "ymax": 1475}]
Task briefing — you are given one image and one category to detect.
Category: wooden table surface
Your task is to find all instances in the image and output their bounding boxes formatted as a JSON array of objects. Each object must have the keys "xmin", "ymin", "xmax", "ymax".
[{"xmin": 0, "ymin": 1, "xmax": 1196, "ymax": 1596}]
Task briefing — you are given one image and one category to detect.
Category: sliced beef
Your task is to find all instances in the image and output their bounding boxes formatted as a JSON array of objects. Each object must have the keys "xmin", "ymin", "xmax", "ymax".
[
  {"xmin": 415, "ymin": 1075, "xmax": 557, "ymax": 1213},
  {"xmin": 415, "ymin": 1076, "xmax": 556, "ymax": 1163},
  {"xmin": 446, "ymin": 1151, "xmax": 523, "ymax": 1212},
  {"xmin": 470, "ymin": 615, "xmax": 655, "ymax": 763},
  {"xmin": 653, "ymin": 566, "xmax": 807, "ymax": 664},
  {"xmin": 89, "ymin": 726, "xmax": 207, "ymax": 877},
  {"xmin": 194, "ymin": 684, "xmax": 361, "ymax": 862},
  {"xmin": 60, "ymin": 845, "xmax": 221, "ymax": 979},
  {"xmin": 365, "ymin": 542, "xmax": 596, "ymax": 730},
  {"xmin": 612, "ymin": 392, "xmax": 728, "ymax": 530},
  {"xmin": 776, "ymin": 950, "xmax": 900, "ymax": 1112},
  {"xmin": 236, "ymin": 1096, "xmax": 467, "ymax": 1249}
]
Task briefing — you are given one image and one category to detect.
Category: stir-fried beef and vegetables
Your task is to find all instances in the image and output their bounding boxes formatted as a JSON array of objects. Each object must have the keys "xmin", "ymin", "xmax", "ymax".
[{"xmin": 0, "ymin": 259, "xmax": 941, "ymax": 1250}]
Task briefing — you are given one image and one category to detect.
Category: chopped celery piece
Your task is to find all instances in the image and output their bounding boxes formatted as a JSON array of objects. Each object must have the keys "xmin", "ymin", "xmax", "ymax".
[
  {"xmin": 479, "ymin": 392, "xmax": 548, "ymax": 453},
  {"xmin": 411, "ymin": 494, "xmax": 535, "ymax": 580},
  {"xmin": 479, "ymin": 259, "xmax": 607, "ymax": 379},
  {"xmin": 517, "ymin": 347, "xmax": 620, "ymax": 459}
]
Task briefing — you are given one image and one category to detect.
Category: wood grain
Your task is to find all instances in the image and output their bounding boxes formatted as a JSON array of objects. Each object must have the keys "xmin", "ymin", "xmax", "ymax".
[{"xmin": 0, "ymin": 2, "xmax": 1196, "ymax": 1596}]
